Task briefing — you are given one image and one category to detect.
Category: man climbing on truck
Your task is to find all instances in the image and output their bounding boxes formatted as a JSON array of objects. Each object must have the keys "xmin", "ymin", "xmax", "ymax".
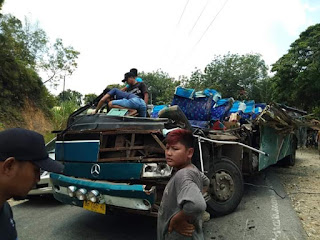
[
  {"xmin": 94, "ymin": 86, "xmax": 147, "ymax": 117},
  {"xmin": 121, "ymin": 68, "xmax": 143, "ymax": 92},
  {"xmin": 122, "ymin": 71, "xmax": 149, "ymax": 105}
]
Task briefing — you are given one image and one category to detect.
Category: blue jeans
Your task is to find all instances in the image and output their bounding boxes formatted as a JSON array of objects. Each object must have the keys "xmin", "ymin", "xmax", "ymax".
[{"xmin": 112, "ymin": 97, "xmax": 147, "ymax": 117}]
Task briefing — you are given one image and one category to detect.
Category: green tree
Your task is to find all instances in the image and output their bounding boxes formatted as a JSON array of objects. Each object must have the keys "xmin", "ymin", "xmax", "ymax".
[
  {"xmin": 0, "ymin": 0, "xmax": 4, "ymax": 11},
  {"xmin": 140, "ymin": 70, "xmax": 180, "ymax": 105},
  {"xmin": 271, "ymin": 24, "xmax": 320, "ymax": 114},
  {"xmin": 0, "ymin": 14, "xmax": 55, "ymax": 125},
  {"xmin": 57, "ymin": 89, "xmax": 83, "ymax": 106},
  {"xmin": 107, "ymin": 83, "xmax": 122, "ymax": 89},
  {"xmin": 0, "ymin": 15, "xmax": 44, "ymax": 66},
  {"xmin": 185, "ymin": 68, "xmax": 206, "ymax": 89},
  {"xmin": 185, "ymin": 53, "xmax": 269, "ymax": 101},
  {"xmin": 42, "ymin": 38, "xmax": 80, "ymax": 87},
  {"xmin": 0, "ymin": 14, "xmax": 79, "ymax": 87},
  {"xmin": 51, "ymin": 100, "xmax": 79, "ymax": 131},
  {"xmin": 0, "ymin": 13, "xmax": 80, "ymax": 127},
  {"xmin": 84, "ymin": 93, "xmax": 98, "ymax": 105},
  {"xmin": 250, "ymin": 77, "xmax": 273, "ymax": 103}
]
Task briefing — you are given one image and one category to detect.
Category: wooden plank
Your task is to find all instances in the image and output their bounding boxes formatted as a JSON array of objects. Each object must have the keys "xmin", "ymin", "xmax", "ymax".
[
  {"xmin": 207, "ymin": 134, "xmax": 239, "ymax": 141},
  {"xmin": 151, "ymin": 133, "xmax": 166, "ymax": 151},
  {"xmin": 101, "ymin": 129, "xmax": 161, "ymax": 135},
  {"xmin": 100, "ymin": 146, "xmax": 145, "ymax": 152},
  {"xmin": 100, "ymin": 135, "xmax": 108, "ymax": 148},
  {"xmin": 130, "ymin": 133, "xmax": 136, "ymax": 157},
  {"xmin": 125, "ymin": 139, "xmax": 130, "ymax": 158},
  {"xmin": 99, "ymin": 157, "xmax": 166, "ymax": 163},
  {"xmin": 115, "ymin": 135, "xmax": 126, "ymax": 147}
]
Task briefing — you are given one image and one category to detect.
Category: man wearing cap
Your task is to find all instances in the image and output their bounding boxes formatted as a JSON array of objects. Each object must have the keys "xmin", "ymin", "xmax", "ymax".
[
  {"xmin": 122, "ymin": 71, "xmax": 149, "ymax": 105},
  {"xmin": 0, "ymin": 128, "xmax": 64, "ymax": 240},
  {"xmin": 121, "ymin": 68, "xmax": 143, "ymax": 92}
]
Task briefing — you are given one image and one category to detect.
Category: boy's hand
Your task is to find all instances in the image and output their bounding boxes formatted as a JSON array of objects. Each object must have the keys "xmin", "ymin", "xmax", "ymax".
[
  {"xmin": 168, "ymin": 211, "xmax": 195, "ymax": 237},
  {"xmin": 203, "ymin": 191, "xmax": 211, "ymax": 202},
  {"xmin": 202, "ymin": 186, "xmax": 209, "ymax": 194}
]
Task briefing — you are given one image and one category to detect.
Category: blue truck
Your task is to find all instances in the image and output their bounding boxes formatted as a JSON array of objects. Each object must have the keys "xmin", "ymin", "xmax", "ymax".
[{"xmin": 51, "ymin": 87, "xmax": 301, "ymax": 217}]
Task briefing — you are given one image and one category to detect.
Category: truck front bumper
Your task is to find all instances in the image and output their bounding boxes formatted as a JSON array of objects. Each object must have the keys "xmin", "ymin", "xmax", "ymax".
[{"xmin": 50, "ymin": 173, "xmax": 156, "ymax": 212}]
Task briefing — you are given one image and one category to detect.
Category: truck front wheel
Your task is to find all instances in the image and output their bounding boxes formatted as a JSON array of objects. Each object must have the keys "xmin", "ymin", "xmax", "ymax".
[
  {"xmin": 206, "ymin": 157, "xmax": 244, "ymax": 217},
  {"xmin": 284, "ymin": 137, "xmax": 297, "ymax": 166}
]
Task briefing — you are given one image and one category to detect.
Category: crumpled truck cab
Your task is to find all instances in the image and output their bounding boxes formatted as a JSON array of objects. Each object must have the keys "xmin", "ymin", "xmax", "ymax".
[{"xmin": 51, "ymin": 114, "xmax": 171, "ymax": 216}]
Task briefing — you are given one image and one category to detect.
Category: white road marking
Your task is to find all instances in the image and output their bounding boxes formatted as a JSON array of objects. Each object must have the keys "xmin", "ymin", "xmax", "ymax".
[{"xmin": 7, "ymin": 198, "xmax": 28, "ymax": 207}]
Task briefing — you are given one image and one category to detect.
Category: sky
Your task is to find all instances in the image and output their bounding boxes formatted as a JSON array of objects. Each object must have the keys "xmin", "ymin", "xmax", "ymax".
[{"xmin": 2, "ymin": 0, "xmax": 320, "ymax": 96}]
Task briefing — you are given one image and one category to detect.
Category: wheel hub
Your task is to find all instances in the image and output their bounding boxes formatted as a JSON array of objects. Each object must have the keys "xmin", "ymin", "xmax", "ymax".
[{"xmin": 211, "ymin": 171, "xmax": 234, "ymax": 201}]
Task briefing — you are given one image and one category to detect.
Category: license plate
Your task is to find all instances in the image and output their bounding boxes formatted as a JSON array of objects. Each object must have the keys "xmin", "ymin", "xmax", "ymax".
[{"xmin": 83, "ymin": 201, "xmax": 106, "ymax": 214}]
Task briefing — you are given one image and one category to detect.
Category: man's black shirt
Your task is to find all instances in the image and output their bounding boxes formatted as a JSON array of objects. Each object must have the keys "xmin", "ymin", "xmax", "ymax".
[
  {"xmin": 127, "ymin": 82, "xmax": 148, "ymax": 100},
  {"xmin": 0, "ymin": 201, "xmax": 17, "ymax": 240}
]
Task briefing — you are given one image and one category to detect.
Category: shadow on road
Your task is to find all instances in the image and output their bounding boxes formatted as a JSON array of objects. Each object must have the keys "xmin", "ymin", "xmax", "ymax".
[
  {"xmin": 14, "ymin": 196, "xmax": 157, "ymax": 240},
  {"xmin": 16, "ymin": 195, "xmax": 63, "ymax": 208}
]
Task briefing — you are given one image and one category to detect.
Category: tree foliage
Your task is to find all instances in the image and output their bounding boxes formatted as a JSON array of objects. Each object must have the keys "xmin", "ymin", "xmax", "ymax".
[
  {"xmin": 140, "ymin": 70, "xmax": 180, "ymax": 105},
  {"xmin": 107, "ymin": 83, "xmax": 122, "ymax": 89},
  {"xmin": 51, "ymin": 101, "xmax": 79, "ymax": 132},
  {"xmin": 0, "ymin": 0, "xmax": 4, "ymax": 11},
  {"xmin": 57, "ymin": 89, "xmax": 83, "ymax": 106},
  {"xmin": 84, "ymin": 93, "xmax": 98, "ymax": 105},
  {"xmin": 0, "ymin": 15, "xmax": 51, "ymax": 124},
  {"xmin": 42, "ymin": 38, "xmax": 79, "ymax": 86},
  {"xmin": 184, "ymin": 53, "xmax": 270, "ymax": 102},
  {"xmin": 0, "ymin": 15, "xmax": 46, "ymax": 67},
  {"xmin": 0, "ymin": 13, "xmax": 79, "ymax": 127},
  {"xmin": 271, "ymin": 24, "xmax": 320, "ymax": 114}
]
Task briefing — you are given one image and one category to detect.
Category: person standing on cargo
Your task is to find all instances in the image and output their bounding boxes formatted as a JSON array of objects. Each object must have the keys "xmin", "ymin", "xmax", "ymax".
[
  {"xmin": 0, "ymin": 128, "xmax": 64, "ymax": 240},
  {"xmin": 157, "ymin": 129, "xmax": 209, "ymax": 240}
]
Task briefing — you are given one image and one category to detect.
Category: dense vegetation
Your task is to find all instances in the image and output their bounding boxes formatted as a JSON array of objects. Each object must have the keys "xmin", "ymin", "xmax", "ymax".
[
  {"xmin": 0, "ymin": 3, "xmax": 79, "ymax": 130},
  {"xmin": 271, "ymin": 24, "xmax": 320, "ymax": 117},
  {"xmin": 183, "ymin": 53, "xmax": 271, "ymax": 103}
]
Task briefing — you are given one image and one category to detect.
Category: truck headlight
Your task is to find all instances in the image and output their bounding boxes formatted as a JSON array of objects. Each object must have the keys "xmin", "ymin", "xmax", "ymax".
[
  {"xmin": 76, "ymin": 188, "xmax": 87, "ymax": 201},
  {"xmin": 142, "ymin": 163, "xmax": 172, "ymax": 178},
  {"xmin": 87, "ymin": 190, "xmax": 100, "ymax": 203},
  {"xmin": 67, "ymin": 186, "xmax": 77, "ymax": 197}
]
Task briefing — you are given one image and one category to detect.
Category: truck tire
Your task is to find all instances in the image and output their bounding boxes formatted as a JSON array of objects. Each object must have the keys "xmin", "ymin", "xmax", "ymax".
[
  {"xmin": 281, "ymin": 137, "xmax": 297, "ymax": 166},
  {"xmin": 206, "ymin": 157, "xmax": 244, "ymax": 217},
  {"xmin": 282, "ymin": 149, "xmax": 296, "ymax": 166}
]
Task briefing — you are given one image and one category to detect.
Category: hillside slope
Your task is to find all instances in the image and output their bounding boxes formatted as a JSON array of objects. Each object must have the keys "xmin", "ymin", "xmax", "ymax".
[{"xmin": 0, "ymin": 99, "xmax": 53, "ymax": 136}]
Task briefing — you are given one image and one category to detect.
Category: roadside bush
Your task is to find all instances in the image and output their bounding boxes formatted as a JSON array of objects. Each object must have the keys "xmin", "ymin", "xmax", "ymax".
[{"xmin": 51, "ymin": 101, "xmax": 79, "ymax": 130}]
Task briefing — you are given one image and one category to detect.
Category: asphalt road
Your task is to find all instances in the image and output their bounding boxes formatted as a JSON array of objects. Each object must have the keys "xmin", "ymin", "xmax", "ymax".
[{"xmin": 12, "ymin": 168, "xmax": 307, "ymax": 240}]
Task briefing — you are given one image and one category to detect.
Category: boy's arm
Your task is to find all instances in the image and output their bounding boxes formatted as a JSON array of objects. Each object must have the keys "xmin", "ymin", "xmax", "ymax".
[
  {"xmin": 180, "ymin": 181, "xmax": 207, "ymax": 215},
  {"xmin": 175, "ymin": 171, "xmax": 207, "ymax": 215},
  {"xmin": 168, "ymin": 210, "xmax": 195, "ymax": 237},
  {"xmin": 200, "ymin": 171, "xmax": 210, "ymax": 193},
  {"xmin": 144, "ymin": 92, "xmax": 149, "ymax": 104},
  {"xmin": 120, "ymin": 86, "xmax": 127, "ymax": 91},
  {"xmin": 94, "ymin": 93, "xmax": 110, "ymax": 113},
  {"xmin": 140, "ymin": 83, "xmax": 149, "ymax": 104},
  {"xmin": 168, "ymin": 174, "xmax": 207, "ymax": 236}
]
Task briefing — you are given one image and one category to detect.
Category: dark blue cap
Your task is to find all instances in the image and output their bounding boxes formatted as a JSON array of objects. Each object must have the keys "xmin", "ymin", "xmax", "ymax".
[
  {"xmin": 0, "ymin": 128, "xmax": 64, "ymax": 173},
  {"xmin": 122, "ymin": 72, "xmax": 135, "ymax": 82}
]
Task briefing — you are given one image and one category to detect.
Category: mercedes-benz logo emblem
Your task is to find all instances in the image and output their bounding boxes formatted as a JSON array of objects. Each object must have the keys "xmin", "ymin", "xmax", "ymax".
[{"xmin": 91, "ymin": 164, "xmax": 101, "ymax": 177}]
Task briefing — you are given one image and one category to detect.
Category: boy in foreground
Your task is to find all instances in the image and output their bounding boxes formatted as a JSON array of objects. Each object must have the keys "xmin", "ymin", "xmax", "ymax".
[{"xmin": 157, "ymin": 129, "xmax": 210, "ymax": 240}]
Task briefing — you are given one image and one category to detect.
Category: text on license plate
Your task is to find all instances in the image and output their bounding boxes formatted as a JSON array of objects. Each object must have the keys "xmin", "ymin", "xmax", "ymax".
[{"xmin": 83, "ymin": 201, "xmax": 106, "ymax": 214}]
